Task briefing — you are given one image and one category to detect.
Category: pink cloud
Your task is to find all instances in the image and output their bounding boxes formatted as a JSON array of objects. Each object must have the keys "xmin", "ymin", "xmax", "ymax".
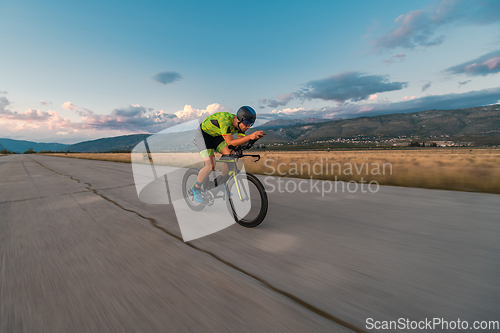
[
  {"xmin": 483, "ymin": 56, "xmax": 500, "ymax": 70},
  {"xmin": 174, "ymin": 103, "xmax": 229, "ymax": 121},
  {"xmin": 446, "ymin": 50, "xmax": 500, "ymax": 76},
  {"xmin": 402, "ymin": 96, "xmax": 416, "ymax": 101},
  {"xmin": 358, "ymin": 106, "xmax": 374, "ymax": 113},
  {"xmin": 61, "ymin": 102, "xmax": 78, "ymax": 110},
  {"xmin": 1, "ymin": 97, "xmax": 241, "ymax": 142}
]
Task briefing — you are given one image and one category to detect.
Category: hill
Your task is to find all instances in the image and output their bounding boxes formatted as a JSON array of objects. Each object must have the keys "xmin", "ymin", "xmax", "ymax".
[
  {"xmin": 255, "ymin": 104, "xmax": 500, "ymax": 146},
  {"xmin": 66, "ymin": 134, "xmax": 152, "ymax": 152},
  {"xmin": 258, "ymin": 117, "xmax": 333, "ymax": 129},
  {"xmin": 0, "ymin": 138, "xmax": 69, "ymax": 153}
]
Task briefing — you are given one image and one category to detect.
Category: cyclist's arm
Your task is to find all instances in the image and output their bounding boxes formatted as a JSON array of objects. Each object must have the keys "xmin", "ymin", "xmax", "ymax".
[{"xmin": 223, "ymin": 131, "xmax": 263, "ymax": 146}]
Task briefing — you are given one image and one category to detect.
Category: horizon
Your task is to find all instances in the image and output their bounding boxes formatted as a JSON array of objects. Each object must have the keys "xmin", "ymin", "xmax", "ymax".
[
  {"xmin": 1, "ymin": 0, "xmax": 500, "ymax": 144},
  {"xmin": 2, "ymin": 102, "xmax": 499, "ymax": 146}
]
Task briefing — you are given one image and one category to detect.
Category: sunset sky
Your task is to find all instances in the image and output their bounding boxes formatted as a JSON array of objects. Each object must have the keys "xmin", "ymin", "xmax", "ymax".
[{"xmin": 1, "ymin": 0, "xmax": 499, "ymax": 143}]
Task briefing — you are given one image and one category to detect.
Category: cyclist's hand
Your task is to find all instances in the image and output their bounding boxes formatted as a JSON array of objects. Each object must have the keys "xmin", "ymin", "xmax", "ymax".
[{"xmin": 251, "ymin": 131, "xmax": 265, "ymax": 140}]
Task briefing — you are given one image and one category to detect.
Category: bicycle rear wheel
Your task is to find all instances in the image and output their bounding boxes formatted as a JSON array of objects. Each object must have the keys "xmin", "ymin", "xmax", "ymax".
[
  {"xmin": 226, "ymin": 173, "xmax": 268, "ymax": 228},
  {"xmin": 182, "ymin": 168, "xmax": 206, "ymax": 211}
]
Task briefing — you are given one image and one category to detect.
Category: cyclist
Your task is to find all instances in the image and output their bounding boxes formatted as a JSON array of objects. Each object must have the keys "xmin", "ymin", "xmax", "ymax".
[{"xmin": 192, "ymin": 106, "xmax": 265, "ymax": 203}]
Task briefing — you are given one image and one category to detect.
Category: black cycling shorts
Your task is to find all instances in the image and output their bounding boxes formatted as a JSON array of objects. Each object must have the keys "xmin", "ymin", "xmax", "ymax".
[{"xmin": 195, "ymin": 126, "xmax": 227, "ymax": 157}]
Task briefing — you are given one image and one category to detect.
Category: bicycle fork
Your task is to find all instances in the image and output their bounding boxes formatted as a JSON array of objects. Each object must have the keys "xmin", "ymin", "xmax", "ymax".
[{"xmin": 232, "ymin": 172, "xmax": 250, "ymax": 202}]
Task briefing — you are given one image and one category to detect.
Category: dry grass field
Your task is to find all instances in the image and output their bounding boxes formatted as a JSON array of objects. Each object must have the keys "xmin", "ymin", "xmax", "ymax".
[
  {"xmin": 45, "ymin": 153, "xmax": 134, "ymax": 163},
  {"xmin": 43, "ymin": 149, "xmax": 500, "ymax": 194}
]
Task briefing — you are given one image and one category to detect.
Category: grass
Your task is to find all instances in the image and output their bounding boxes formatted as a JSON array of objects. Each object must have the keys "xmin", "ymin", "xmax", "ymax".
[
  {"xmin": 244, "ymin": 149, "xmax": 500, "ymax": 194},
  {"xmin": 44, "ymin": 153, "xmax": 134, "ymax": 163},
  {"xmin": 42, "ymin": 148, "xmax": 500, "ymax": 194}
]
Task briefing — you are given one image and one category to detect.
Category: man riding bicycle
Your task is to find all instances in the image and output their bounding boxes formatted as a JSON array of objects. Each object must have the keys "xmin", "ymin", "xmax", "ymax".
[{"xmin": 192, "ymin": 106, "xmax": 265, "ymax": 203}]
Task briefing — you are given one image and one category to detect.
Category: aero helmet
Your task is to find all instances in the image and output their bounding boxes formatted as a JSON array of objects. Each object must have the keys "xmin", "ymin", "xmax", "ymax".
[{"xmin": 236, "ymin": 106, "xmax": 256, "ymax": 126}]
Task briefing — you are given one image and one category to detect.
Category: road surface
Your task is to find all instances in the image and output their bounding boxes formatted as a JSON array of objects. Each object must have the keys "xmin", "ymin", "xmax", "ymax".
[{"xmin": 1, "ymin": 154, "xmax": 499, "ymax": 332}]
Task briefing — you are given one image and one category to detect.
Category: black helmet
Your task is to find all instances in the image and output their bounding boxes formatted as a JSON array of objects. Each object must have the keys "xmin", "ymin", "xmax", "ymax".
[{"xmin": 236, "ymin": 106, "xmax": 256, "ymax": 126}]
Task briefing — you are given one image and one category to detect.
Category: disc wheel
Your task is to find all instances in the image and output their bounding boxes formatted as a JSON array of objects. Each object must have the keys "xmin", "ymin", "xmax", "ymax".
[{"xmin": 226, "ymin": 173, "xmax": 268, "ymax": 228}]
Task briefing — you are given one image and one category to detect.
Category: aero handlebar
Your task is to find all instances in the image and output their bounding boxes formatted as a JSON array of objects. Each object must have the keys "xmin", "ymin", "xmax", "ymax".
[{"xmin": 226, "ymin": 139, "xmax": 261, "ymax": 161}]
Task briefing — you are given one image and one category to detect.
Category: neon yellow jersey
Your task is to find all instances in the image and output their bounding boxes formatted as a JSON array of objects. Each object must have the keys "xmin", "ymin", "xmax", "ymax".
[{"xmin": 201, "ymin": 112, "xmax": 245, "ymax": 137}]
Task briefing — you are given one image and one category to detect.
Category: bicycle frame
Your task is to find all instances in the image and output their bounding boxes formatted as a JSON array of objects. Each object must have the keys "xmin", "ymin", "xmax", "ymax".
[
  {"xmin": 204, "ymin": 139, "xmax": 260, "ymax": 199},
  {"xmin": 195, "ymin": 138, "xmax": 261, "ymax": 201},
  {"xmin": 203, "ymin": 156, "xmax": 247, "ymax": 201}
]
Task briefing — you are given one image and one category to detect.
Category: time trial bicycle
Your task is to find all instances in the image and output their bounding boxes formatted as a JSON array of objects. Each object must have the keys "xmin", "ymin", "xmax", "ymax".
[{"xmin": 181, "ymin": 139, "xmax": 268, "ymax": 228}]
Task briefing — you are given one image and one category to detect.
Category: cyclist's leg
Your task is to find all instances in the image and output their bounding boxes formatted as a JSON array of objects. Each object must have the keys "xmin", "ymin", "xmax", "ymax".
[
  {"xmin": 197, "ymin": 153, "xmax": 215, "ymax": 184},
  {"xmin": 190, "ymin": 150, "xmax": 214, "ymax": 203},
  {"xmin": 220, "ymin": 145, "xmax": 231, "ymax": 176},
  {"xmin": 195, "ymin": 126, "xmax": 217, "ymax": 186},
  {"xmin": 218, "ymin": 144, "xmax": 232, "ymax": 177}
]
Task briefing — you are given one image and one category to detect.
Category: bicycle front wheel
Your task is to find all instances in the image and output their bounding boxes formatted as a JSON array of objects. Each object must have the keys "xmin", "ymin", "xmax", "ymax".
[{"xmin": 226, "ymin": 173, "xmax": 268, "ymax": 228}]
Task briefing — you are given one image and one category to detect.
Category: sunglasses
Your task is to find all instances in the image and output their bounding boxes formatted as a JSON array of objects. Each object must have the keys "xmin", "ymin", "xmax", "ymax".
[{"xmin": 242, "ymin": 118, "xmax": 254, "ymax": 127}]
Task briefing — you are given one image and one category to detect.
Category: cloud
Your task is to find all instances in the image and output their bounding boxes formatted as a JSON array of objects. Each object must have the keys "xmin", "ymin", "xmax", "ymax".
[
  {"xmin": 174, "ymin": 103, "xmax": 230, "ymax": 121},
  {"xmin": 373, "ymin": 9, "xmax": 445, "ymax": 50},
  {"xmin": 445, "ymin": 49, "xmax": 500, "ymax": 77},
  {"xmin": 258, "ymin": 107, "xmax": 337, "ymax": 120},
  {"xmin": 0, "ymin": 98, "xmax": 69, "ymax": 130},
  {"xmin": 1, "ymin": 100, "xmax": 243, "ymax": 143},
  {"xmin": 152, "ymin": 71, "xmax": 182, "ymax": 85},
  {"xmin": 0, "ymin": 96, "xmax": 9, "ymax": 113},
  {"xmin": 259, "ymin": 87, "xmax": 500, "ymax": 120},
  {"xmin": 0, "ymin": 97, "xmax": 52, "ymax": 122},
  {"xmin": 347, "ymin": 87, "xmax": 500, "ymax": 118},
  {"xmin": 0, "ymin": 97, "xmax": 183, "ymax": 138},
  {"xmin": 270, "ymin": 107, "xmax": 307, "ymax": 116},
  {"xmin": 62, "ymin": 102, "xmax": 78, "ymax": 110},
  {"xmin": 259, "ymin": 94, "xmax": 297, "ymax": 108},
  {"xmin": 300, "ymin": 72, "xmax": 407, "ymax": 104},
  {"xmin": 459, "ymin": 80, "xmax": 471, "ymax": 87},
  {"xmin": 1, "ymin": 98, "xmax": 243, "ymax": 143},
  {"xmin": 69, "ymin": 103, "xmax": 234, "ymax": 133},
  {"xmin": 112, "ymin": 104, "xmax": 151, "ymax": 117},
  {"xmin": 422, "ymin": 82, "xmax": 432, "ymax": 92},
  {"xmin": 260, "ymin": 72, "xmax": 407, "ymax": 108},
  {"xmin": 372, "ymin": 0, "xmax": 500, "ymax": 51},
  {"xmin": 0, "ymin": 104, "xmax": 53, "ymax": 122},
  {"xmin": 383, "ymin": 53, "xmax": 407, "ymax": 64},
  {"xmin": 0, "ymin": 91, "xmax": 7, "ymax": 94},
  {"xmin": 40, "ymin": 100, "xmax": 52, "ymax": 105},
  {"xmin": 73, "ymin": 106, "xmax": 176, "ymax": 132}
]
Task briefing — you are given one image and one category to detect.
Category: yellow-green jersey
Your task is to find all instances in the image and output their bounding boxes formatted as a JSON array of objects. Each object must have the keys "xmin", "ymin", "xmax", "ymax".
[
  {"xmin": 196, "ymin": 112, "xmax": 245, "ymax": 157},
  {"xmin": 201, "ymin": 112, "xmax": 245, "ymax": 137}
]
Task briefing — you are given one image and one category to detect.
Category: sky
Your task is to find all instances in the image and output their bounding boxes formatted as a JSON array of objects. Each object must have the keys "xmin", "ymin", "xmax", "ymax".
[{"xmin": 1, "ymin": 0, "xmax": 500, "ymax": 143}]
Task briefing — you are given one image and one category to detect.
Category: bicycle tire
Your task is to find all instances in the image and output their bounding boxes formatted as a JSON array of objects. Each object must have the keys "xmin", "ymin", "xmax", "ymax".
[
  {"xmin": 181, "ymin": 168, "xmax": 206, "ymax": 211},
  {"xmin": 226, "ymin": 173, "xmax": 268, "ymax": 228}
]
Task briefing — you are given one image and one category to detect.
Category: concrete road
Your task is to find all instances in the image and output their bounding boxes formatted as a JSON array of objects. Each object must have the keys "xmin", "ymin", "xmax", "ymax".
[{"xmin": 1, "ymin": 155, "xmax": 499, "ymax": 332}]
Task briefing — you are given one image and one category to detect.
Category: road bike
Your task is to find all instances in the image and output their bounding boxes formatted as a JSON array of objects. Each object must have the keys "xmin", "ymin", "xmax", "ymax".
[{"xmin": 181, "ymin": 139, "xmax": 268, "ymax": 228}]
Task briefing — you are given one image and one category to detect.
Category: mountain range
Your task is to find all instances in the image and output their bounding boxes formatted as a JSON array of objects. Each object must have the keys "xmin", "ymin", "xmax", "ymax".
[
  {"xmin": 258, "ymin": 117, "xmax": 333, "ymax": 129},
  {"xmin": 1, "ymin": 104, "xmax": 499, "ymax": 153},
  {"xmin": 0, "ymin": 138, "xmax": 68, "ymax": 153},
  {"xmin": 255, "ymin": 104, "xmax": 500, "ymax": 146}
]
